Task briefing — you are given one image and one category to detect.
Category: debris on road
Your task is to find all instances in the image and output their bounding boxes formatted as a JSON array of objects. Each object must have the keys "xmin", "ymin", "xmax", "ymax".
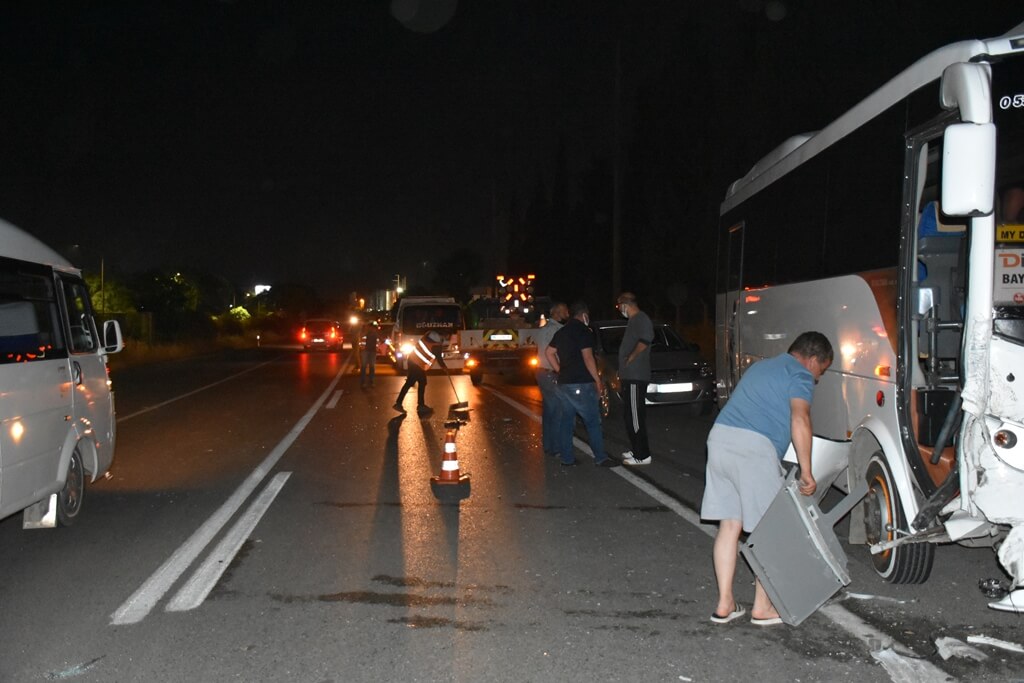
[
  {"xmin": 966, "ymin": 635, "xmax": 1024, "ymax": 654},
  {"xmin": 844, "ymin": 591, "xmax": 909, "ymax": 605},
  {"xmin": 934, "ymin": 636, "xmax": 988, "ymax": 661},
  {"xmin": 978, "ymin": 577, "xmax": 1010, "ymax": 599}
]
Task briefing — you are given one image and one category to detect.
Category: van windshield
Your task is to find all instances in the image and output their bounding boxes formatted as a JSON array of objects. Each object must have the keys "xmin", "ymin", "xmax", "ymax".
[{"xmin": 400, "ymin": 306, "xmax": 464, "ymax": 334}]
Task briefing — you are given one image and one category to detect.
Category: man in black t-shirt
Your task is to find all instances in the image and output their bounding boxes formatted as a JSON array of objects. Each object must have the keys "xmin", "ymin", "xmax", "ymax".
[{"xmin": 544, "ymin": 301, "xmax": 619, "ymax": 467}]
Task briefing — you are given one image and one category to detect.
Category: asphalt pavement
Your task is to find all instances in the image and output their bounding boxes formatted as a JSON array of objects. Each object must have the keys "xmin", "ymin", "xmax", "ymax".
[{"xmin": 0, "ymin": 348, "xmax": 1022, "ymax": 682}]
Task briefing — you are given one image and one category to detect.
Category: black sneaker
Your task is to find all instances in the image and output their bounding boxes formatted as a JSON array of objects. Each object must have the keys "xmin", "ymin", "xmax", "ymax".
[
  {"xmin": 392, "ymin": 403, "xmax": 406, "ymax": 414},
  {"xmin": 560, "ymin": 460, "xmax": 578, "ymax": 467},
  {"xmin": 595, "ymin": 457, "xmax": 620, "ymax": 468}
]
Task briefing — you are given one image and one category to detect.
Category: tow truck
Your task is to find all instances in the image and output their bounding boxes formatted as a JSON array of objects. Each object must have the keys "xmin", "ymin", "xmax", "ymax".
[{"xmin": 461, "ymin": 275, "xmax": 545, "ymax": 385}]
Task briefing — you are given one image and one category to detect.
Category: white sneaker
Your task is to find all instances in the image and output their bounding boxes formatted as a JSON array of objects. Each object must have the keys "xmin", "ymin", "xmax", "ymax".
[{"xmin": 622, "ymin": 453, "xmax": 651, "ymax": 466}]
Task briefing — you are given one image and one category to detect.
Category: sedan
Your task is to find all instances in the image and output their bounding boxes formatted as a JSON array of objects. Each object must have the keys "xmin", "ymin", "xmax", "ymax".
[{"xmin": 590, "ymin": 320, "xmax": 715, "ymax": 417}]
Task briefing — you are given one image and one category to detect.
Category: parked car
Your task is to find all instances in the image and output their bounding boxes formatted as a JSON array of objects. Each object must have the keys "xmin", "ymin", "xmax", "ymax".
[
  {"xmin": 376, "ymin": 322, "xmax": 397, "ymax": 364},
  {"xmin": 590, "ymin": 320, "xmax": 715, "ymax": 417},
  {"xmin": 357, "ymin": 321, "xmax": 397, "ymax": 365},
  {"xmin": 299, "ymin": 319, "xmax": 342, "ymax": 351}
]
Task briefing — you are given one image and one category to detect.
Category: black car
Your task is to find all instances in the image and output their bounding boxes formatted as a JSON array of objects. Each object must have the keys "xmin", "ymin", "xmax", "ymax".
[
  {"xmin": 298, "ymin": 318, "xmax": 342, "ymax": 351},
  {"xmin": 590, "ymin": 320, "xmax": 715, "ymax": 417}
]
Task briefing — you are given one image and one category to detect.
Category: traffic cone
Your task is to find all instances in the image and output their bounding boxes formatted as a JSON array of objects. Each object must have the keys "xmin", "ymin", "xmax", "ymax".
[{"xmin": 432, "ymin": 427, "xmax": 470, "ymax": 485}]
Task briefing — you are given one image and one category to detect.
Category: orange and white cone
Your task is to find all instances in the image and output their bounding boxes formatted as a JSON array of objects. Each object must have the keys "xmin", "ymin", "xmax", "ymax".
[{"xmin": 432, "ymin": 428, "xmax": 469, "ymax": 485}]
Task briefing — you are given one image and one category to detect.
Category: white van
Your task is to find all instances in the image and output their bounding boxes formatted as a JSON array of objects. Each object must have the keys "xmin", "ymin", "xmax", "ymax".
[
  {"xmin": 392, "ymin": 296, "xmax": 466, "ymax": 372},
  {"xmin": 0, "ymin": 218, "xmax": 124, "ymax": 528}
]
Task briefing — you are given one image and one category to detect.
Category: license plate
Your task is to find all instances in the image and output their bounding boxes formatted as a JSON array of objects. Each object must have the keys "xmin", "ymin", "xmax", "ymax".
[{"xmin": 648, "ymin": 382, "xmax": 693, "ymax": 394}]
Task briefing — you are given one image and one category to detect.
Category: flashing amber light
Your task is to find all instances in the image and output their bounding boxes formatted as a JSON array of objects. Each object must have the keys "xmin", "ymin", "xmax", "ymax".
[
  {"xmin": 466, "ymin": 358, "xmax": 479, "ymax": 369},
  {"xmin": 744, "ymin": 294, "xmax": 761, "ymax": 303},
  {"xmin": 299, "ymin": 328, "xmax": 308, "ymax": 341},
  {"xmin": 528, "ymin": 356, "xmax": 540, "ymax": 368},
  {"xmin": 874, "ymin": 365, "xmax": 891, "ymax": 377}
]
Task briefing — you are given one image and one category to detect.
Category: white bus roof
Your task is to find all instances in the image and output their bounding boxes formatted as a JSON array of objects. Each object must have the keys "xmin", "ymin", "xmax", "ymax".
[
  {"xmin": 0, "ymin": 218, "xmax": 75, "ymax": 270},
  {"xmin": 722, "ymin": 25, "xmax": 1024, "ymax": 214}
]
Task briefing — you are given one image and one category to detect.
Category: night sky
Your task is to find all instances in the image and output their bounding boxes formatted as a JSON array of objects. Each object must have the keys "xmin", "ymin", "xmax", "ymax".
[{"xmin": 1, "ymin": 2, "xmax": 1021, "ymax": 306}]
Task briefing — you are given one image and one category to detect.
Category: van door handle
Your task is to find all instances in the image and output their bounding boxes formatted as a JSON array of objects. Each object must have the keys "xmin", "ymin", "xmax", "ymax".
[{"xmin": 72, "ymin": 361, "xmax": 83, "ymax": 386}]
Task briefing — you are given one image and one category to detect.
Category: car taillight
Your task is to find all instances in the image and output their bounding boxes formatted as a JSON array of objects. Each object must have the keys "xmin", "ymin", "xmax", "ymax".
[
  {"xmin": 329, "ymin": 328, "xmax": 338, "ymax": 340},
  {"xmin": 299, "ymin": 329, "xmax": 308, "ymax": 341}
]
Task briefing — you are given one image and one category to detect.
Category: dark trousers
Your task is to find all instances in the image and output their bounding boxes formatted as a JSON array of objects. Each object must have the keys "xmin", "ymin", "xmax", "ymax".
[
  {"xmin": 397, "ymin": 364, "xmax": 427, "ymax": 407},
  {"xmin": 621, "ymin": 380, "xmax": 650, "ymax": 459},
  {"xmin": 359, "ymin": 350, "xmax": 376, "ymax": 385}
]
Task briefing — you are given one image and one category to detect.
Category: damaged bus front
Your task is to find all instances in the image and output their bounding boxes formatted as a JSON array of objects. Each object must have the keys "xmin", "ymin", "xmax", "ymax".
[{"xmin": 716, "ymin": 24, "xmax": 1024, "ymax": 610}]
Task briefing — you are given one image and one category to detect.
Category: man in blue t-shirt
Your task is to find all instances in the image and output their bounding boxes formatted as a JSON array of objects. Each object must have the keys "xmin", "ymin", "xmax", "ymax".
[{"xmin": 701, "ymin": 331, "xmax": 833, "ymax": 627}]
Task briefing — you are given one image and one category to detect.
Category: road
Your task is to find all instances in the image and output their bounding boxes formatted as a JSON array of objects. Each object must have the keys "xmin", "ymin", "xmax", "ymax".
[{"xmin": 1, "ymin": 347, "xmax": 1022, "ymax": 682}]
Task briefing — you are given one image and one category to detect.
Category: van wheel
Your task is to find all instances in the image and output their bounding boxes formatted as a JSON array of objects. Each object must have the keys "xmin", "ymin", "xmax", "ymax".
[
  {"xmin": 57, "ymin": 447, "xmax": 85, "ymax": 527},
  {"xmin": 863, "ymin": 453, "xmax": 934, "ymax": 584},
  {"xmin": 470, "ymin": 371, "xmax": 483, "ymax": 386}
]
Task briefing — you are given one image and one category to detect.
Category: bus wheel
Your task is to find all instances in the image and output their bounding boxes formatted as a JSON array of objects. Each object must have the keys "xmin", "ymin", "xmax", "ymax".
[
  {"xmin": 470, "ymin": 371, "xmax": 483, "ymax": 386},
  {"xmin": 57, "ymin": 447, "xmax": 85, "ymax": 527},
  {"xmin": 863, "ymin": 453, "xmax": 934, "ymax": 584}
]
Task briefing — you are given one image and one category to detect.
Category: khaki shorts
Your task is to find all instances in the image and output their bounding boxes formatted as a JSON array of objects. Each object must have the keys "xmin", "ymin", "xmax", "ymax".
[{"xmin": 701, "ymin": 423, "xmax": 784, "ymax": 532}]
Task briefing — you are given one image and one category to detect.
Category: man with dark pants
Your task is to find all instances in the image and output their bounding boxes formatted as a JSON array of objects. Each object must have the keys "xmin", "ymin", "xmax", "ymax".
[
  {"xmin": 616, "ymin": 292, "xmax": 654, "ymax": 466},
  {"xmin": 394, "ymin": 330, "xmax": 444, "ymax": 414},
  {"xmin": 534, "ymin": 302, "xmax": 569, "ymax": 457},
  {"xmin": 360, "ymin": 321, "xmax": 379, "ymax": 388},
  {"xmin": 544, "ymin": 301, "xmax": 619, "ymax": 468}
]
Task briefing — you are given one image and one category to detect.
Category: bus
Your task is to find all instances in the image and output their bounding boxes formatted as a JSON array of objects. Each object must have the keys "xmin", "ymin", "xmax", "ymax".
[{"xmin": 716, "ymin": 22, "xmax": 1024, "ymax": 606}]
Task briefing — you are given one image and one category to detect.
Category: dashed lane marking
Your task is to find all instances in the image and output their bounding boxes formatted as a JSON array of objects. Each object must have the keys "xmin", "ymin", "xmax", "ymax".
[{"xmin": 326, "ymin": 389, "xmax": 344, "ymax": 409}]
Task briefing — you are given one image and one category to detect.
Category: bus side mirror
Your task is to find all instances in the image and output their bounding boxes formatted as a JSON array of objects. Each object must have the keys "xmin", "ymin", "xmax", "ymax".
[
  {"xmin": 103, "ymin": 319, "xmax": 124, "ymax": 354},
  {"xmin": 942, "ymin": 122, "xmax": 995, "ymax": 216}
]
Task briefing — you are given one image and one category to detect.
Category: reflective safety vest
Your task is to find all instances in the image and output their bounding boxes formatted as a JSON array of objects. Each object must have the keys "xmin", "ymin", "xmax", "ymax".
[{"xmin": 411, "ymin": 332, "xmax": 440, "ymax": 371}]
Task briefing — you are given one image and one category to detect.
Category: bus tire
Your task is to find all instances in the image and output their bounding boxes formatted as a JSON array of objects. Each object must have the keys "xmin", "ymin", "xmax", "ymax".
[
  {"xmin": 470, "ymin": 371, "xmax": 483, "ymax": 386},
  {"xmin": 864, "ymin": 453, "xmax": 934, "ymax": 584},
  {"xmin": 56, "ymin": 447, "xmax": 85, "ymax": 527}
]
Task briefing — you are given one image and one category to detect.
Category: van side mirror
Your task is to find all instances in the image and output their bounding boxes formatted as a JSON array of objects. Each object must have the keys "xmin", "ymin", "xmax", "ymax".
[
  {"xmin": 103, "ymin": 319, "xmax": 124, "ymax": 354},
  {"xmin": 942, "ymin": 122, "xmax": 995, "ymax": 216}
]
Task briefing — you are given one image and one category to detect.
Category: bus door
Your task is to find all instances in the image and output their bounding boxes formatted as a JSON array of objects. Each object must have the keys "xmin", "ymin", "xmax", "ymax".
[
  {"xmin": 903, "ymin": 130, "xmax": 965, "ymax": 495},
  {"xmin": 718, "ymin": 221, "xmax": 745, "ymax": 403}
]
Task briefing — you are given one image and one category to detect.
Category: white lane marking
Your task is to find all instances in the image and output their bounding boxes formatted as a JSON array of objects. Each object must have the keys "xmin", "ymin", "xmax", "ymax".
[
  {"xmin": 111, "ymin": 362, "xmax": 349, "ymax": 625},
  {"xmin": 325, "ymin": 389, "xmax": 344, "ymax": 409},
  {"xmin": 485, "ymin": 384, "xmax": 951, "ymax": 682},
  {"xmin": 118, "ymin": 359, "xmax": 278, "ymax": 422},
  {"xmin": 167, "ymin": 472, "xmax": 292, "ymax": 612}
]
